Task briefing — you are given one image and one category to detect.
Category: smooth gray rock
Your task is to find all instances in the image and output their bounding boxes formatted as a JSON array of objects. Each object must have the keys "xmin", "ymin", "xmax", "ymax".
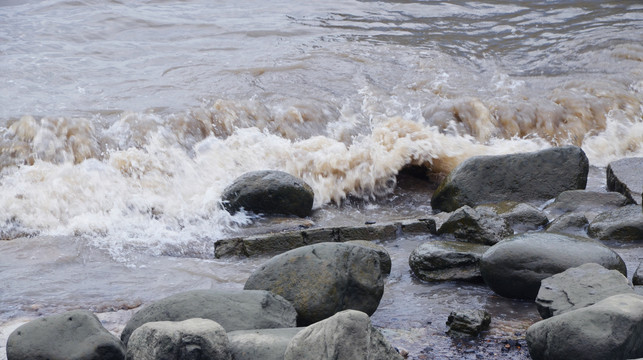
[
  {"xmin": 431, "ymin": 146, "xmax": 589, "ymax": 212},
  {"xmin": 607, "ymin": 157, "xmax": 643, "ymax": 205},
  {"xmin": 346, "ymin": 240, "xmax": 392, "ymax": 275},
  {"xmin": 121, "ymin": 290, "xmax": 297, "ymax": 345},
  {"xmin": 446, "ymin": 310, "xmax": 491, "ymax": 337},
  {"xmin": 221, "ymin": 170, "xmax": 314, "ymax": 217},
  {"xmin": 244, "ymin": 242, "xmax": 383, "ymax": 326},
  {"xmin": 284, "ymin": 310, "xmax": 404, "ymax": 360},
  {"xmin": 480, "ymin": 232, "xmax": 627, "ymax": 300},
  {"xmin": 227, "ymin": 328, "xmax": 303, "ymax": 360},
  {"xmin": 535, "ymin": 263, "xmax": 634, "ymax": 319},
  {"xmin": 588, "ymin": 205, "xmax": 643, "ymax": 241},
  {"xmin": 126, "ymin": 318, "xmax": 231, "ymax": 360},
  {"xmin": 477, "ymin": 202, "xmax": 549, "ymax": 232},
  {"xmin": 437, "ymin": 206, "xmax": 513, "ymax": 245},
  {"xmin": 7, "ymin": 310, "xmax": 125, "ymax": 360},
  {"xmin": 634, "ymin": 262, "xmax": 643, "ymax": 286},
  {"xmin": 409, "ymin": 241, "xmax": 489, "ymax": 282},
  {"xmin": 545, "ymin": 190, "xmax": 633, "ymax": 221},
  {"xmin": 546, "ymin": 213, "xmax": 589, "ymax": 236},
  {"xmin": 527, "ymin": 293, "xmax": 643, "ymax": 360}
]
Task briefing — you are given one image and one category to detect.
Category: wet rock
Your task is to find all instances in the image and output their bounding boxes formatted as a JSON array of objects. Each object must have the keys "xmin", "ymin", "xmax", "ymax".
[
  {"xmin": 244, "ymin": 242, "xmax": 383, "ymax": 326},
  {"xmin": 437, "ymin": 206, "xmax": 513, "ymax": 245},
  {"xmin": 526, "ymin": 293, "xmax": 643, "ymax": 360},
  {"xmin": 546, "ymin": 213, "xmax": 589, "ymax": 236},
  {"xmin": 446, "ymin": 310, "xmax": 491, "ymax": 337},
  {"xmin": 607, "ymin": 157, "xmax": 643, "ymax": 205},
  {"xmin": 479, "ymin": 232, "xmax": 627, "ymax": 300},
  {"xmin": 587, "ymin": 205, "xmax": 643, "ymax": 241},
  {"xmin": 431, "ymin": 146, "xmax": 589, "ymax": 212},
  {"xmin": 7, "ymin": 310, "xmax": 125, "ymax": 360},
  {"xmin": 126, "ymin": 318, "xmax": 231, "ymax": 360},
  {"xmin": 544, "ymin": 190, "xmax": 633, "ymax": 221},
  {"xmin": 227, "ymin": 328, "xmax": 303, "ymax": 360},
  {"xmin": 284, "ymin": 310, "xmax": 404, "ymax": 360},
  {"xmin": 221, "ymin": 170, "xmax": 314, "ymax": 217},
  {"xmin": 399, "ymin": 218, "xmax": 437, "ymax": 235},
  {"xmin": 535, "ymin": 263, "xmax": 634, "ymax": 319},
  {"xmin": 477, "ymin": 202, "xmax": 548, "ymax": 233},
  {"xmin": 634, "ymin": 262, "xmax": 643, "ymax": 286},
  {"xmin": 346, "ymin": 240, "xmax": 392, "ymax": 275},
  {"xmin": 409, "ymin": 241, "xmax": 489, "ymax": 282},
  {"xmin": 121, "ymin": 290, "xmax": 296, "ymax": 345}
]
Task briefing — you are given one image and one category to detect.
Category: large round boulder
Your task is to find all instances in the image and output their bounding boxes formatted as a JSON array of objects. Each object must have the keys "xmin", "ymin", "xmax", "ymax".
[
  {"xmin": 479, "ymin": 233, "xmax": 626, "ymax": 300},
  {"xmin": 244, "ymin": 242, "xmax": 384, "ymax": 326},
  {"xmin": 221, "ymin": 170, "xmax": 314, "ymax": 217}
]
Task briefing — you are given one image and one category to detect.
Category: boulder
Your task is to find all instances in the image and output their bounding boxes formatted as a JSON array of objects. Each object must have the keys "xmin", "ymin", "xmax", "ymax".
[
  {"xmin": 446, "ymin": 310, "xmax": 491, "ymax": 337},
  {"xmin": 479, "ymin": 232, "xmax": 626, "ymax": 300},
  {"xmin": 535, "ymin": 263, "xmax": 634, "ymax": 319},
  {"xmin": 121, "ymin": 290, "xmax": 296, "ymax": 345},
  {"xmin": 634, "ymin": 262, "xmax": 643, "ymax": 286},
  {"xmin": 607, "ymin": 157, "xmax": 643, "ymax": 205},
  {"xmin": 227, "ymin": 328, "xmax": 303, "ymax": 360},
  {"xmin": 221, "ymin": 170, "xmax": 314, "ymax": 217},
  {"xmin": 588, "ymin": 205, "xmax": 643, "ymax": 241},
  {"xmin": 545, "ymin": 190, "xmax": 633, "ymax": 221},
  {"xmin": 431, "ymin": 146, "xmax": 589, "ymax": 212},
  {"xmin": 526, "ymin": 293, "xmax": 643, "ymax": 360},
  {"xmin": 477, "ymin": 202, "xmax": 548, "ymax": 233},
  {"xmin": 409, "ymin": 241, "xmax": 489, "ymax": 282},
  {"xmin": 6, "ymin": 310, "xmax": 125, "ymax": 360},
  {"xmin": 126, "ymin": 318, "xmax": 231, "ymax": 360},
  {"xmin": 545, "ymin": 213, "xmax": 589, "ymax": 236},
  {"xmin": 346, "ymin": 240, "xmax": 392, "ymax": 275},
  {"xmin": 244, "ymin": 242, "xmax": 383, "ymax": 326},
  {"xmin": 283, "ymin": 310, "xmax": 404, "ymax": 360},
  {"xmin": 437, "ymin": 206, "xmax": 513, "ymax": 245}
]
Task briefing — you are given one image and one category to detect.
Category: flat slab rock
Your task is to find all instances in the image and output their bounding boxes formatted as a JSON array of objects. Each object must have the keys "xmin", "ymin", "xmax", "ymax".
[
  {"xmin": 545, "ymin": 190, "xmax": 633, "ymax": 221},
  {"xmin": 607, "ymin": 157, "xmax": 643, "ymax": 205},
  {"xmin": 588, "ymin": 204, "xmax": 643, "ymax": 242},
  {"xmin": 409, "ymin": 241, "xmax": 489, "ymax": 282}
]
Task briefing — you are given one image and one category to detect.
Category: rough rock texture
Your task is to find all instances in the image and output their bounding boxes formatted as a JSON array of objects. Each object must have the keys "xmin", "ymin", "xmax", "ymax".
[
  {"xmin": 546, "ymin": 213, "xmax": 589, "ymax": 236},
  {"xmin": 526, "ymin": 293, "xmax": 643, "ymax": 360},
  {"xmin": 479, "ymin": 232, "xmax": 627, "ymax": 300},
  {"xmin": 346, "ymin": 240, "xmax": 392, "ymax": 275},
  {"xmin": 227, "ymin": 328, "xmax": 303, "ymax": 360},
  {"xmin": 221, "ymin": 170, "xmax": 314, "ymax": 217},
  {"xmin": 126, "ymin": 318, "xmax": 231, "ymax": 360},
  {"xmin": 283, "ymin": 310, "xmax": 404, "ymax": 360},
  {"xmin": 478, "ymin": 202, "xmax": 549, "ymax": 233},
  {"xmin": 409, "ymin": 241, "xmax": 489, "ymax": 282},
  {"xmin": 588, "ymin": 205, "xmax": 643, "ymax": 241},
  {"xmin": 431, "ymin": 146, "xmax": 589, "ymax": 212},
  {"xmin": 634, "ymin": 262, "xmax": 643, "ymax": 286},
  {"xmin": 607, "ymin": 157, "xmax": 643, "ymax": 205},
  {"xmin": 544, "ymin": 190, "xmax": 633, "ymax": 221},
  {"xmin": 6, "ymin": 310, "xmax": 125, "ymax": 360},
  {"xmin": 121, "ymin": 290, "xmax": 296, "ymax": 345},
  {"xmin": 437, "ymin": 206, "xmax": 513, "ymax": 245},
  {"xmin": 446, "ymin": 310, "xmax": 491, "ymax": 337},
  {"xmin": 244, "ymin": 242, "xmax": 384, "ymax": 326},
  {"xmin": 535, "ymin": 263, "xmax": 634, "ymax": 319}
]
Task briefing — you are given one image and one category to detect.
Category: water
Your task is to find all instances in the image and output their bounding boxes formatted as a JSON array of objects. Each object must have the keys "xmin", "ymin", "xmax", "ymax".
[{"xmin": 1, "ymin": 0, "xmax": 642, "ymax": 358}]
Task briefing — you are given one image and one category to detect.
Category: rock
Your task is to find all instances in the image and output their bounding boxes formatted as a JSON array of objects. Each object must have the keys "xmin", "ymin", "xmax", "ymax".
[
  {"xmin": 446, "ymin": 310, "xmax": 491, "ymax": 337},
  {"xmin": 221, "ymin": 170, "xmax": 314, "ymax": 217},
  {"xmin": 227, "ymin": 328, "xmax": 303, "ymax": 360},
  {"xmin": 244, "ymin": 242, "xmax": 384, "ymax": 326},
  {"xmin": 346, "ymin": 240, "xmax": 392, "ymax": 275},
  {"xmin": 477, "ymin": 202, "xmax": 548, "ymax": 233},
  {"xmin": 409, "ymin": 241, "xmax": 489, "ymax": 282},
  {"xmin": 588, "ymin": 205, "xmax": 643, "ymax": 241},
  {"xmin": 607, "ymin": 157, "xmax": 643, "ymax": 205},
  {"xmin": 545, "ymin": 190, "xmax": 633, "ymax": 221},
  {"xmin": 283, "ymin": 310, "xmax": 404, "ymax": 360},
  {"xmin": 431, "ymin": 146, "xmax": 589, "ymax": 212},
  {"xmin": 546, "ymin": 213, "xmax": 589, "ymax": 236},
  {"xmin": 526, "ymin": 293, "xmax": 643, "ymax": 360},
  {"xmin": 535, "ymin": 263, "xmax": 634, "ymax": 319},
  {"xmin": 634, "ymin": 262, "xmax": 643, "ymax": 286},
  {"xmin": 479, "ymin": 232, "xmax": 627, "ymax": 300},
  {"xmin": 6, "ymin": 310, "xmax": 125, "ymax": 360},
  {"xmin": 437, "ymin": 206, "xmax": 513, "ymax": 245},
  {"xmin": 399, "ymin": 218, "xmax": 437, "ymax": 235},
  {"xmin": 126, "ymin": 318, "xmax": 231, "ymax": 360},
  {"xmin": 121, "ymin": 290, "xmax": 296, "ymax": 345}
]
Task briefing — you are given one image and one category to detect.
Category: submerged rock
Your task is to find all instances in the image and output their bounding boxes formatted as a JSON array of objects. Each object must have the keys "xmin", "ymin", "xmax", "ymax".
[
  {"xmin": 227, "ymin": 328, "xmax": 303, "ymax": 360},
  {"xmin": 587, "ymin": 204, "xmax": 643, "ymax": 241},
  {"xmin": 437, "ymin": 206, "xmax": 512, "ymax": 245},
  {"xmin": 446, "ymin": 310, "xmax": 491, "ymax": 337},
  {"xmin": 431, "ymin": 146, "xmax": 589, "ymax": 212},
  {"xmin": 409, "ymin": 241, "xmax": 489, "ymax": 282},
  {"xmin": 607, "ymin": 157, "xmax": 643, "ymax": 205}
]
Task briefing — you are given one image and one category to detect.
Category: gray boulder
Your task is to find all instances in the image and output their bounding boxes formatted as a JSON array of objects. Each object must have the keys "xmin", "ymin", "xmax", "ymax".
[
  {"xmin": 244, "ymin": 242, "xmax": 383, "ymax": 325},
  {"xmin": 479, "ymin": 232, "xmax": 627, "ymax": 300},
  {"xmin": 588, "ymin": 205, "xmax": 643, "ymax": 241},
  {"xmin": 126, "ymin": 318, "xmax": 231, "ymax": 360},
  {"xmin": 545, "ymin": 190, "xmax": 633, "ymax": 221},
  {"xmin": 409, "ymin": 241, "xmax": 489, "ymax": 282},
  {"xmin": 7, "ymin": 310, "xmax": 125, "ymax": 360},
  {"xmin": 607, "ymin": 157, "xmax": 643, "ymax": 205},
  {"xmin": 535, "ymin": 263, "xmax": 634, "ymax": 319},
  {"xmin": 121, "ymin": 290, "xmax": 296, "ymax": 345},
  {"xmin": 346, "ymin": 240, "xmax": 392, "ymax": 275},
  {"xmin": 227, "ymin": 328, "xmax": 303, "ymax": 360},
  {"xmin": 477, "ymin": 202, "xmax": 549, "ymax": 233},
  {"xmin": 221, "ymin": 170, "xmax": 314, "ymax": 217},
  {"xmin": 526, "ymin": 293, "xmax": 643, "ymax": 360},
  {"xmin": 446, "ymin": 310, "xmax": 491, "ymax": 337},
  {"xmin": 283, "ymin": 310, "xmax": 404, "ymax": 360},
  {"xmin": 437, "ymin": 206, "xmax": 513, "ymax": 245},
  {"xmin": 546, "ymin": 213, "xmax": 589, "ymax": 236},
  {"xmin": 634, "ymin": 262, "xmax": 643, "ymax": 286},
  {"xmin": 431, "ymin": 146, "xmax": 589, "ymax": 212}
]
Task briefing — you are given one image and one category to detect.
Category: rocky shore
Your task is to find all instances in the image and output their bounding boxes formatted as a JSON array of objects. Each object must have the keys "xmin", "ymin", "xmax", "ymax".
[{"xmin": 5, "ymin": 148, "xmax": 643, "ymax": 360}]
